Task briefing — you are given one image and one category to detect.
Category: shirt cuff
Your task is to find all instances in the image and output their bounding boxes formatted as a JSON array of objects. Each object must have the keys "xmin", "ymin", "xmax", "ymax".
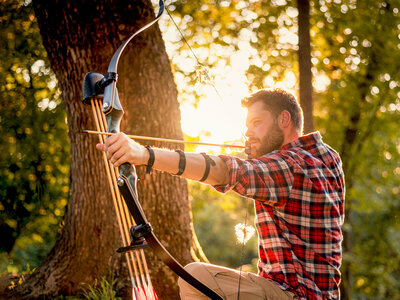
[{"xmin": 212, "ymin": 155, "xmax": 240, "ymax": 193}]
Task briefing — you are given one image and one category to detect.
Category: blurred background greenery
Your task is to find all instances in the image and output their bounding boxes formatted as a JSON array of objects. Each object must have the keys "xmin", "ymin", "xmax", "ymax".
[{"xmin": 0, "ymin": 0, "xmax": 70, "ymax": 275}]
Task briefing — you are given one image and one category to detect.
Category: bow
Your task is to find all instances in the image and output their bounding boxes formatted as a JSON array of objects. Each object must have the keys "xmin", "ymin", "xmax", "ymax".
[{"xmin": 82, "ymin": 1, "xmax": 223, "ymax": 299}]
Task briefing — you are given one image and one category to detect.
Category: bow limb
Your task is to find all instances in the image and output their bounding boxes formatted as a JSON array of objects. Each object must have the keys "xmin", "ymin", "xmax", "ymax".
[
  {"xmin": 117, "ymin": 165, "xmax": 223, "ymax": 300},
  {"xmin": 102, "ymin": 0, "xmax": 164, "ymax": 116}
]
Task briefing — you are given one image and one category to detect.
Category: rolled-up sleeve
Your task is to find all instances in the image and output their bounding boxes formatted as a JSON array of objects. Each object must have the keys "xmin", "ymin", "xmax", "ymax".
[{"xmin": 213, "ymin": 153, "xmax": 294, "ymax": 206}]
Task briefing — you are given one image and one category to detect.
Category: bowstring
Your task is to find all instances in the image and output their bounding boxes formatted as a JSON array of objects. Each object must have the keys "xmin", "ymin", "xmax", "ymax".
[
  {"xmin": 164, "ymin": 5, "xmax": 224, "ymax": 102},
  {"xmin": 164, "ymin": 4, "xmax": 251, "ymax": 299},
  {"xmin": 236, "ymin": 196, "xmax": 251, "ymax": 300}
]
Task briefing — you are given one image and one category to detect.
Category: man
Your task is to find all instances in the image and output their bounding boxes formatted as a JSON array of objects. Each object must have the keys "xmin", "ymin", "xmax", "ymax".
[{"xmin": 97, "ymin": 89, "xmax": 345, "ymax": 300}]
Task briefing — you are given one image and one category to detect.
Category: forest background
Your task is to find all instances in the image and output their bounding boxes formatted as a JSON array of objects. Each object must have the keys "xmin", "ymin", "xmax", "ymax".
[{"xmin": 1, "ymin": 0, "xmax": 399, "ymax": 299}]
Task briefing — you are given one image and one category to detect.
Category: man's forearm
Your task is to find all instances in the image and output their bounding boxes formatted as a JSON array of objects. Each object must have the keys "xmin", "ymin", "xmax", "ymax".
[
  {"xmin": 97, "ymin": 132, "xmax": 229, "ymax": 185},
  {"xmin": 149, "ymin": 148, "xmax": 230, "ymax": 186}
]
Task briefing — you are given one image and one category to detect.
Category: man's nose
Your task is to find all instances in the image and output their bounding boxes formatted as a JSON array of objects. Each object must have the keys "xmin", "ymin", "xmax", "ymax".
[{"xmin": 245, "ymin": 127, "xmax": 252, "ymax": 138}]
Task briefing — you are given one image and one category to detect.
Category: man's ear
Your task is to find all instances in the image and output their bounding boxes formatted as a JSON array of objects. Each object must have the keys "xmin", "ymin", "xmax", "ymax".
[{"xmin": 278, "ymin": 110, "xmax": 291, "ymax": 129}]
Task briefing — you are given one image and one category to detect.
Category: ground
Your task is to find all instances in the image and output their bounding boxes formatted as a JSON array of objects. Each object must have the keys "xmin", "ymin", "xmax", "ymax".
[{"xmin": 0, "ymin": 273, "xmax": 22, "ymax": 299}]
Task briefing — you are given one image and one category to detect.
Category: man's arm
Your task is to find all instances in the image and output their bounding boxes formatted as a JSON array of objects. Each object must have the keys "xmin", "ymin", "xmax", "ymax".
[{"xmin": 96, "ymin": 132, "xmax": 230, "ymax": 186}]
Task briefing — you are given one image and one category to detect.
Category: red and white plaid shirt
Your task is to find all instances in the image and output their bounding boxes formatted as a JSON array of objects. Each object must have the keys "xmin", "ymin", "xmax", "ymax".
[{"xmin": 214, "ymin": 132, "xmax": 345, "ymax": 300}]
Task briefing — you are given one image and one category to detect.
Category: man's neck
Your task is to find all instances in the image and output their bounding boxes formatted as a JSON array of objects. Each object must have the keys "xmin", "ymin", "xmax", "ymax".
[{"xmin": 283, "ymin": 129, "xmax": 300, "ymax": 146}]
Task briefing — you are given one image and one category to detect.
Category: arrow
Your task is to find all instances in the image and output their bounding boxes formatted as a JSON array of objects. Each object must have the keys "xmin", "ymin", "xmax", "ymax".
[{"xmin": 83, "ymin": 130, "xmax": 246, "ymax": 149}]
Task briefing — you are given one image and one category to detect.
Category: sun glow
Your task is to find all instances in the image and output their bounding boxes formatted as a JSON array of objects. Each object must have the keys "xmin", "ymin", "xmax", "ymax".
[
  {"xmin": 179, "ymin": 60, "xmax": 249, "ymax": 153},
  {"xmin": 178, "ymin": 57, "xmax": 302, "ymax": 153},
  {"xmin": 178, "ymin": 53, "xmax": 301, "ymax": 154},
  {"xmin": 158, "ymin": 9, "xmax": 326, "ymax": 154}
]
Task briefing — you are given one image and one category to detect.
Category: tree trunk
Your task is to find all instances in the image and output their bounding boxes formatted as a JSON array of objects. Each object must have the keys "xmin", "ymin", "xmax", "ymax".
[
  {"xmin": 297, "ymin": 0, "xmax": 314, "ymax": 133},
  {"xmin": 338, "ymin": 49, "xmax": 380, "ymax": 299},
  {"xmin": 12, "ymin": 0, "xmax": 202, "ymax": 298}
]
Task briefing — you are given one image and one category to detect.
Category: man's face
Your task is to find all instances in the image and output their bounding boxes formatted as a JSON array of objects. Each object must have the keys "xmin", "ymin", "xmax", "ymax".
[{"xmin": 245, "ymin": 101, "xmax": 284, "ymax": 158}]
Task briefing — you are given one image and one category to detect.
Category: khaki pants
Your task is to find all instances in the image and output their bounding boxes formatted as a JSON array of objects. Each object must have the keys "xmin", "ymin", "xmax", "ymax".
[{"xmin": 178, "ymin": 262, "xmax": 297, "ymax": 300}]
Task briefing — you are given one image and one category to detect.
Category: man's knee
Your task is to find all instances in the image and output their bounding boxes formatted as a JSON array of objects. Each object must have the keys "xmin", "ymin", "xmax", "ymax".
[
  {"xmin": 178, "ymin": 262, "xmax": 213, "ymax": 299},
  {"xmin": 184, "ymin": 262, "xmax": 207, "ymax": 273},
  {"xmin": 178, "ymin": 262, "xmax": 205, "ymax": 288}
]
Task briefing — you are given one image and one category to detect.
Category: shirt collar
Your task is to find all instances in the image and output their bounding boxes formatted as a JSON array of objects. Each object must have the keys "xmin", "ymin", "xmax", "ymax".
[{"xmin": 279, "ymin": 131, "xmax": 322, "ymax": 151}]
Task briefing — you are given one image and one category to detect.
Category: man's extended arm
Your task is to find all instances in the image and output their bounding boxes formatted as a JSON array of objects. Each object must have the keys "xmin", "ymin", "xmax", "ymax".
[{"xmin": 96, "ymin": 132, "xmax": 230, "ymax": 186}]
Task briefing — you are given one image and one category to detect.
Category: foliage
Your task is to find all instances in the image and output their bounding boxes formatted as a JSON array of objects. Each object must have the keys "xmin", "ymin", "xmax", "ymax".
[
  {"xmin": 0, "ymin": 0, "xmax": 69, "ymax": 273},
  {"xmin": 5, "ymin": 273, "xmax": 120, "ymax": 299},
  {"xmin": 170, "ymin": 0, "xmax": 400, "ymax": 298},
  {"xmin": 310, "ymin": 1, "xmax": 400, "ymax": 298},
  {"xmin": 189, "ymin": 180, "xmax": 258, "ymax": 271},
  {"xmin": 82, "ymin": 276, "xmax": 121, "ymax": 300}
]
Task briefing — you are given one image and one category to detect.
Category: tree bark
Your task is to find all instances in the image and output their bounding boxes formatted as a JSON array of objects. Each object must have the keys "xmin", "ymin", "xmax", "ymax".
[
  {"xmin": 297, "ymin": 0, "xmax": 314, "ymax": 133},
  {"xmin": 12, "ymin": 0, "xmax": 202, "ymax": 298}
]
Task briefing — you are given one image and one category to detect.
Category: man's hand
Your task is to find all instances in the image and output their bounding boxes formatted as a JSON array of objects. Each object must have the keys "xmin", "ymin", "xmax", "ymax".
[{"xmin": 95, "ymin": 132, "xmax": 149, "ymax": 167}]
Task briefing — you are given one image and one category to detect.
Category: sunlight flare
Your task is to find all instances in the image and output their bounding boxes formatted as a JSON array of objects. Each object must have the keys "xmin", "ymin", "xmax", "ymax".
[{"xmin": 235, "ymin": 223, "xmax": 255, "ymax": 245}]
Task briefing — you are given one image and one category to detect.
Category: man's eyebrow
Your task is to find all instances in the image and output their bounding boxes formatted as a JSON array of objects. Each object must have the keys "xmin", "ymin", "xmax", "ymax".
[{"xmin": 246, "ymin": 115, "xmax": 260, "ymax": 127}]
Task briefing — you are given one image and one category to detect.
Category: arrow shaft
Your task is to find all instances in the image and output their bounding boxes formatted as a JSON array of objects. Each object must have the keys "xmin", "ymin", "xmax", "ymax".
[{"xmin": 83, "ymin": 130, "xmax": 245, "ymax": 149}]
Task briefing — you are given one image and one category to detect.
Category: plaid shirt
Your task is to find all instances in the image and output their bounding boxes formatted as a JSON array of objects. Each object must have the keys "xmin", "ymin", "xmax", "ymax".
[{"xmin": 214, "ymin": 132, "xmax": 345, "ymax": 300}]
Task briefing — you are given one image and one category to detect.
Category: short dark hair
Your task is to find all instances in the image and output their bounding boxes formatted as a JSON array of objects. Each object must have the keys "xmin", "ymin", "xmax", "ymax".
[{"xmin": 241, "ymin": 89, "xmax": 303, "ymax": 133}]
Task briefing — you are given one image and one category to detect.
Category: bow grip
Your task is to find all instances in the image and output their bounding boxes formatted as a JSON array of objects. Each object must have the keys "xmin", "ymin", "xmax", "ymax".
[{"xmin": 118, "ymin": 163, "xmax": 148, "ymax": 225}]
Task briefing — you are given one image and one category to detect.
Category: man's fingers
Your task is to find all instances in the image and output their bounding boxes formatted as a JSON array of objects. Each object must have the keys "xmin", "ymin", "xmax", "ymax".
[
  {"xmin": 96, "ymin": 132, "xmax": 125, "ymax": 152},
  {"xmin": 110, "ymin": 148, "xmax": 128, "ymax": 166},
  {"xmin": 113, "ymin": 155, "xmax": 128, "ymax": 168},
  {"xmin": 96, "ymin": 132, "xmax": 141, "ymax": 166},
  {"xmin": 106, "ymin": 137, "xmax": 127, "ymax": 161},
  {"xmin": 105, "ymin": 132, "xmax": 127, "ymax": 147},
  {"xmin": 96, "ymin": 143, "xmax": 105, "ymax": 151}
]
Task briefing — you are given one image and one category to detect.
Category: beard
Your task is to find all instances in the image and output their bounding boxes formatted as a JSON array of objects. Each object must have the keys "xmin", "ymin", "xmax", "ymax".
[{"xmin": 251, "ymin": 121, "xmax": 284, "ymax": 158}]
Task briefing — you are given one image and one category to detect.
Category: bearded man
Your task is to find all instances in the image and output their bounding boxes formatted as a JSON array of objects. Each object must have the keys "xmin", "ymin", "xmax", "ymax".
[{"xmin": 97, "ymin": 89, "xmax": 345, "ymax": 300}]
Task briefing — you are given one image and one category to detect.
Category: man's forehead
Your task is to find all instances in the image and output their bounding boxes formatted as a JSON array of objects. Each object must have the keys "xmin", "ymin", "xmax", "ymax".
[{"xmin": 246, "ymin": 102, "xmax": 271, "ymax": 120}]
